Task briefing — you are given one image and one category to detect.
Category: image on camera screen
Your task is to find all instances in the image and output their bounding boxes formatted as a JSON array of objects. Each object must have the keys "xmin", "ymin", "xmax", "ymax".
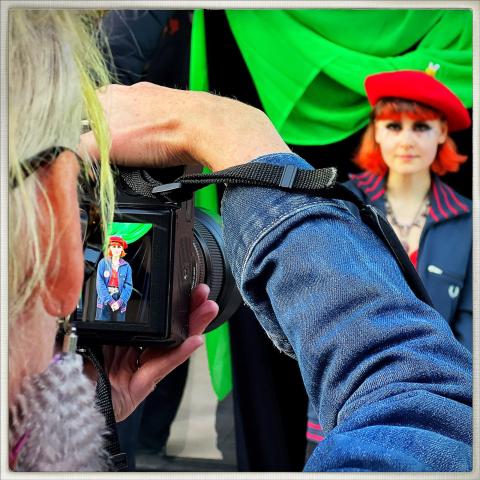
[{"xmin": 77, "ymin": 222, "xmax": 156, "ymax": 325}]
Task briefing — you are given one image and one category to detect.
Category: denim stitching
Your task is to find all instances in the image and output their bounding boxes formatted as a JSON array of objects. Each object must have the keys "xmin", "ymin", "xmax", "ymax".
[{"xmin": 240, "ymin": 200, "xmax": 356, "ymax": 278}]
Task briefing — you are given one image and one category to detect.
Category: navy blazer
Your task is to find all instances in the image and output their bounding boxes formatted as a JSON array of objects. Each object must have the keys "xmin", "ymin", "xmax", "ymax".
[{"xmin": 345, "ymin": 171, "xmax": 472, "ymax": 351}]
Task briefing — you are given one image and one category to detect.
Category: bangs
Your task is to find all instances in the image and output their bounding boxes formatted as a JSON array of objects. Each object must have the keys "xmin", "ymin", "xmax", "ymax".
[{"xmin": 374, "ymin": 99, "xmax": 443, "ymax": 122}]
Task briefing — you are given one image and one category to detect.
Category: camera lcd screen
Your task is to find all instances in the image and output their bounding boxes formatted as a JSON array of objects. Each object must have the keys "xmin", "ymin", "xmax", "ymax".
[{"xmin": 76, "ymin": 212, "xmax": 173, "ymax": 336}]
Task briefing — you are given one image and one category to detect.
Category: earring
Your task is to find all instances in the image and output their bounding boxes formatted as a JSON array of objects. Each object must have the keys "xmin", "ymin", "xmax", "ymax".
[{"xmin": 57, "ymin": 315, "xmax": 78, "ymax": 354}]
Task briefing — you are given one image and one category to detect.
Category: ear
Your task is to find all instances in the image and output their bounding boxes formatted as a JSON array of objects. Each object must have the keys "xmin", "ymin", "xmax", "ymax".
[
  {"xmin": 40, "ymin": 150, "xmax": 84, "ymax": 317},
  {"xmin": 438, "ymin": 121, "xmax": 448, "ymax": 144}
]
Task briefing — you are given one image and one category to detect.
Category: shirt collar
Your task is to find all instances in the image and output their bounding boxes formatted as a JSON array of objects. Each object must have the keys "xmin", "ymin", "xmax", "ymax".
[{"xmin": 349, "ymin": 172, "xmax": 470, "ymax": 222}]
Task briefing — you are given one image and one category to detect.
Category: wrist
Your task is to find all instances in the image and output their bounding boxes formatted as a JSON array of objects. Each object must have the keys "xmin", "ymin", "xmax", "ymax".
[{"xmin": 189, "ymin": 92, "xmax": 291, "ymax": 171}]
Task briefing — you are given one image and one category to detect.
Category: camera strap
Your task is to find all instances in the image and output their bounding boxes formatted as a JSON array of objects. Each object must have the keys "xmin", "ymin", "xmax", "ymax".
[
  {"xmin": 82, "ymin": 347, "xmax": 129, "ymax": 472},
  {"xmin": 153, "ymin": 162, "xmax": 432, "ymax": 307}
]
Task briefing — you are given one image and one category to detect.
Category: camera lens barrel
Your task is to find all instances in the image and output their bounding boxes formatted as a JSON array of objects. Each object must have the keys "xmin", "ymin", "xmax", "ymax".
[{"xmin": 192, "ymin": 208, "xmax": 243, "ymax": 332}]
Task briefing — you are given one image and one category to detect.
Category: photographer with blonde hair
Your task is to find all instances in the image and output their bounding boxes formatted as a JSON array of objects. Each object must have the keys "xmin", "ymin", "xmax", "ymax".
[{"xmin": 8, "ymin": 10, "xmax": 218, "ymax": 471}]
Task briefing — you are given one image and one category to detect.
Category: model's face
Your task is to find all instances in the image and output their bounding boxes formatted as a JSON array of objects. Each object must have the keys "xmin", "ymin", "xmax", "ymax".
[
  {"xmin": 374, "ymin": 114, "xmax": 447, "ymax": 175},
  {"xmin": 110, "ymin": 244, "xmax": 123, "ymax": 257}
]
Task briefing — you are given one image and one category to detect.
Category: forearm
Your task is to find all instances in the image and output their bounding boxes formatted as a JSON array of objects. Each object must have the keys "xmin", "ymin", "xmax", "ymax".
[
  {"xmin": 81, "ymin": 83, "xmax": 291, "ymax": 171},
  {"xmin": 119, "ymin": 285, "xmax": 132, "ymax": 304}
]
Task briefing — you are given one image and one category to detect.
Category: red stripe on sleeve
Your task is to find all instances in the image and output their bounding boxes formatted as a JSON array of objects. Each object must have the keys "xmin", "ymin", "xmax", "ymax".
[
  {"xmin": 357, "ymin": 173, "xmax": 374, "ymax": 187},
  {"xmin": 429, "ymin": 205, "xmax": 439, "ymax": 222},
  {"xmin": 306, "ymin": 432, "xmax": 326, "ymax": 442},
  {"xmin": 307, "ymin": 421, "xmax": 323, "ymax": 431},
  {"xmin": 371, "ymin": 188, "xmax": 385, "ymax": 202}
]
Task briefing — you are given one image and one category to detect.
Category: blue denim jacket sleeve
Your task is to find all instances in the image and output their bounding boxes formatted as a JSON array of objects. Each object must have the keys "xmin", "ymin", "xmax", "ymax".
[
  {"xmin": 119, "ymin": 263, "xmax": 133, "ymax": 306},
  {"xmin": 221, "ymin": 153, "xmax": 472, "ymax": 472},
  {"xmin": 96, "ymin": 258, "xmax": 114, "ymax": 305}
]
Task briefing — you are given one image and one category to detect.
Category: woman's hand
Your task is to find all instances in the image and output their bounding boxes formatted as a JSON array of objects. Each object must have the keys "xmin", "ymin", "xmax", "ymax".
[
  {"xmin": 104, "ymin": 283, "xmax": 218, "ymax": 422},
  {"xmin": 80, "ymin": 82, "xmax": 290, "ymax": 172},
  {"xmin": 110, "ymin": 301, "xmax": 120, "ymax": 312}
]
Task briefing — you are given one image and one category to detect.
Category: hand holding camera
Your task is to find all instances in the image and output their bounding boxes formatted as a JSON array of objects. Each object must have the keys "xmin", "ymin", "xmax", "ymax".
[{"xmin": 107, "ymin": 283, "xmax": 218, "ymax": 422}]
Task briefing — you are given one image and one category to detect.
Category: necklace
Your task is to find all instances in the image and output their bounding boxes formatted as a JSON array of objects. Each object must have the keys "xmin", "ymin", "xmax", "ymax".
[{"xmin": 384, "ymin": 192, "xmax": 430, "ymax": 253}]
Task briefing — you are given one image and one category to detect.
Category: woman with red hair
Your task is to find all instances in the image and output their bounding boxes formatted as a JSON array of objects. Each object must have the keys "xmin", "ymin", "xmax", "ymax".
[
  {"xmin": 96, "ymin": 235, "xmax": 133, "ymax": 321},
  {"xmin": 347, "ymin": 67, "xmax": 472, "ymax": 350},
  {"xmin": 307, "ymin": 67, "xmax": 472, "ymax": 453}
]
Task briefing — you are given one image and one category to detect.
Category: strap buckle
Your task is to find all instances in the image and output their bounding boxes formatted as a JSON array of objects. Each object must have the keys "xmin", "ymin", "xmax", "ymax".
[{"xmin": 278, "ymin": 165, "xmax": 298, "ymax": 189}]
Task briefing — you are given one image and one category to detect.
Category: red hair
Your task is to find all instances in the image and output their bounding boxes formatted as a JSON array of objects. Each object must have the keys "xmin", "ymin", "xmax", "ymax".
[{"xmin": 353, "ymin": 99, "xmax": 467, "ymax": 176}]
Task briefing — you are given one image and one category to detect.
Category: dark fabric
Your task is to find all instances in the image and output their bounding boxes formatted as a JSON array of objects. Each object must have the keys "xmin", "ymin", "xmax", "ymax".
[
  {"xmin": 229, "ymin": 305, "xmax": 308, "ymax": 471},
  {"xmin": 116, "ymin": 407, "xmax": 143, "ymax": 471},
  {"xmin": 83, "ymin": 348, "xmax": 128, "ymax": 471},
  {"xmin": 116, "ymin": 361, "xmax": 189, "ymax": 470},
  {"xmin": 101, "ymin": 10, "xmax": 191, "ymax": 88},
  {"xmin": 137, "ymin": 360, "xmax": 189, "ymax": 452}
]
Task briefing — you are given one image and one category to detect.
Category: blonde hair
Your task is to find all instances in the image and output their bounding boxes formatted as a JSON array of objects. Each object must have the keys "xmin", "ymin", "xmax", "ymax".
[{"xmin": 9, "ymin": 10, "xmax": 115, "ymax": 321}]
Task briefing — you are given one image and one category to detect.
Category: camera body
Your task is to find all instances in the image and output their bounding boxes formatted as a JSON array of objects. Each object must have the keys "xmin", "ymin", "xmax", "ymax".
[{"xmin": 73, "ymin": 165, "xmax": 241, "ymax": 347}]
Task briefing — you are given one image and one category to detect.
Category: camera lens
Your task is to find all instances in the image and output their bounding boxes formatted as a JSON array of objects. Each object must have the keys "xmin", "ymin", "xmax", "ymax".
[{"xmin": 192, "ymin": 208, "xmax": 243, "ymax": 332}]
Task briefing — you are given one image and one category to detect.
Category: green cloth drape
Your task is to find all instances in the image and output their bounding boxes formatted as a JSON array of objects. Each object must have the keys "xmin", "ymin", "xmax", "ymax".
[
  {"xmin": 190, "ymin": 9, "xmax": 233, "ymax": 402},
  {"xmin": 225, "ymin": 9, "xmax": 473, "ymax": 145},
  {"xmin": 109, "ymin": 223, "xmax": 152, "ymax": 244}
]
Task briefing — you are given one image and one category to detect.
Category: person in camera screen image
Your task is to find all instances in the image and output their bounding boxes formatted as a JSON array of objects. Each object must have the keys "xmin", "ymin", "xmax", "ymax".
[{"xmin": 96, "ymin": 235, "xmax": 133, "ymax": 321}]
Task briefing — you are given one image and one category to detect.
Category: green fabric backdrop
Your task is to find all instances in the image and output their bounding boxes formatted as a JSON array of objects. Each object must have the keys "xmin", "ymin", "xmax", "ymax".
[
  {"xmin": 190, "ymin": 10, "xmax": 232, "ymax": 401},
  {"xmin": 225, "ymin": 9, "xmax": 472, "ymax": 145},
  {"xmin": 109, "ymin": 222, "xmax": 152, "ymax": 244}
]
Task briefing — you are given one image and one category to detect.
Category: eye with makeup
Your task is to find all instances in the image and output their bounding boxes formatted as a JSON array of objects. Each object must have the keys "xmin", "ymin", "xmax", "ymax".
[
  {"xmin": 385, "ymin": 121, "xmax": 402, "ymax": 131},
  {"xmin": 412, "ymin": 121, "xmax": 432, "ymax": 132}
]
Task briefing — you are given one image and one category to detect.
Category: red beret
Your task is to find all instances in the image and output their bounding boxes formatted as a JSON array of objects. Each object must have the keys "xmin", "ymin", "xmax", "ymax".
[
  {"xmin": 365, "ymin": 70, "xmax": 471, "ymax": 132},
  {"xmin": 109, "ymin": 235, "xmax": 127, "ymax": 250}
]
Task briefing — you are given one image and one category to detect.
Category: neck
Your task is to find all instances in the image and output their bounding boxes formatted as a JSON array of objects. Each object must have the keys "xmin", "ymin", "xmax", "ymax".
[
  {"xmin": 111, "ymin": 256, "xmax": 120, "ymax": 263},
  {"xmin": 386, "ymin": 169, "xmax": 431, "ymax": 201}
]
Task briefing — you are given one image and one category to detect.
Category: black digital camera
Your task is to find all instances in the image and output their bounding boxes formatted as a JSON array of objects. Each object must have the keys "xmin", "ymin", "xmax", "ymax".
[{"xmin": 73, "ymin": 165, "xmax": 242, "ymax": 347}]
